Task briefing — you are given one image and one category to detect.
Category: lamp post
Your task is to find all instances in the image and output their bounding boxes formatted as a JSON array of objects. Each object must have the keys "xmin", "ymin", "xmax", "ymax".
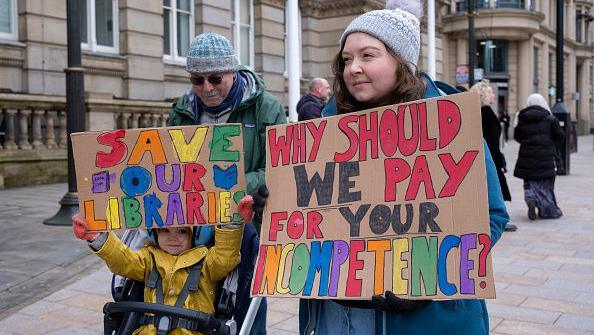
[
  {"xmin": 468, "ymin": 0, "xmax": 476, "ymax": 87},
  {"xmin": 551, "ymin": 0, "xmax": 570, "ymax": 175},
  {"xmin": 44, "ymin": 0, "xmax": 85, "ymax": 225}
]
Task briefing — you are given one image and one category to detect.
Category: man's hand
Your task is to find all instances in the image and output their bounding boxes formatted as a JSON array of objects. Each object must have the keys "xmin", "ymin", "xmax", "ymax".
[
  {"xmin": 237, "ymin": 195, "xmax": 255, "ymax": 223},
  {"xmin": 72, "ymin": 212, "xmax": 99, "ymax": 241},
  {"xmin": 371, "ymin": 291, "xmax": 430, "ymax": 313},
  {"xmin": 252, "ymin": 184, "xmax": 269, "ymax": 218}
]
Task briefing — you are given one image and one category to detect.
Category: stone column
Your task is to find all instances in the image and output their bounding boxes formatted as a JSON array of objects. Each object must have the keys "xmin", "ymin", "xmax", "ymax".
[
  {"xmin": 18, "ymin": 110, "xmax": 32, "ymax": 150},
  {"xmin": 45, "ymin": 111, "xmax": 58, "ymax": 149},
  {"xmin": 58, "ymin": 111, "xmax": 67, "ymax": 148},
  {"xmin": 31, "ymin": 110, "xmax": 46, "ymax": 149},
  {"xmin": 518, "ymin": 39, "xmax": 532, "ymax": 110},
  {"xmin": 3, "ymin": 109, "xmax": 18, "ymax": 150},
  {"xmin": 120, "ymin": 113, "xmax": 131, "ymax": 129}
]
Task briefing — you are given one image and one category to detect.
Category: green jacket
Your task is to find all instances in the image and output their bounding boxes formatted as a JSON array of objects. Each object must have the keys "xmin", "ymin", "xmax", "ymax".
[{"xmin": 167, "ymin": 68, "xmax": 287, "ymax": 229}]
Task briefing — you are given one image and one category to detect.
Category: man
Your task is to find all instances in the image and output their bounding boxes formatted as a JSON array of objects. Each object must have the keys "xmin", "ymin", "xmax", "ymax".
[
  {"xmin": 296, "ymin": 77, "xmax": 330, "ymax": 121},
  {"xmin": 168, "ymin": 32, "xmax": 286, "ymax": 334}
]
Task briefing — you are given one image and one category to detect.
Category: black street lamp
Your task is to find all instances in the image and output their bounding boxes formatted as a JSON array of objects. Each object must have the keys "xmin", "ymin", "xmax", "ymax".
[
  {"xmin": 44, "ymin": 0, "xmax": 86, "ymax": 225},
  {"xmin": 551, "ymin": 0, "xmax": 570, "ymax": 175},
  {"xmin": 468, "ymin": 0, "xmax": 476, "ymax": 87}
]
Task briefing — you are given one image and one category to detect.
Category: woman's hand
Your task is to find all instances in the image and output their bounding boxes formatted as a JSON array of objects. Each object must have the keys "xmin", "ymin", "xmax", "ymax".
[{"xmin": 72, "ymin": 212, "xmax": 99, "ymax": 241}]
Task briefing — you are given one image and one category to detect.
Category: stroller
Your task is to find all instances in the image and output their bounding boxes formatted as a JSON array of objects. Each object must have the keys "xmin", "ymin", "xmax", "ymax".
[{"xmin": 102, "ymin": 225, "xmax": 264, "ymax": 335}]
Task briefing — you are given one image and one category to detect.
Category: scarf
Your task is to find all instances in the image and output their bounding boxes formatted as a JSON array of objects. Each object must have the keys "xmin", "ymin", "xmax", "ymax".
[{"xmin": 193, "ymin": 73, "xmax": 245, "ymax": 122}]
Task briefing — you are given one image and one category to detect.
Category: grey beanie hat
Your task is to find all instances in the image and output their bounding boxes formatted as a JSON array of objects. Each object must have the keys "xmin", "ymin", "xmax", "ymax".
[
  {"xmin": 186, "ymin": 32, "xmax": 239, "ymax": 74},
  {"xmin": 340, "ymin": 0, "xmax": 423, "ymax": 73}
]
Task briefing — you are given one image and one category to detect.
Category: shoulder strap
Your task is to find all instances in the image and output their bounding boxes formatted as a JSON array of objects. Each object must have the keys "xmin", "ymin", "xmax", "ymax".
[
  {"xmin": 146, "ymin": 255, "xmax": 165, "ymax": 305},
  {"xmin": 174, "ymin": 259, "xmax": 205, "ymax": 308}
]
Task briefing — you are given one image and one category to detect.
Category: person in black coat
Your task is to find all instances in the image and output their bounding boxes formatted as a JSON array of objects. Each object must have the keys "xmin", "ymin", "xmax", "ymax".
[
  {"xmin": 296, "ymin": 78, "xmax": 330, "ymax": 121},
  {"xmin": 469, "ymin": 81, "xmax": 516, "ymax": 231},
  {"xmin": 514, "ymin": 93, "xmax": 564, "ymax": 220}
]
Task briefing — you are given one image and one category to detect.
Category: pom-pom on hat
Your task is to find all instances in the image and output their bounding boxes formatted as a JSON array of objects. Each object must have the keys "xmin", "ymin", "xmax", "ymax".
[
  {"xmin": 186, "ymin": 32, "xmax": 239, "ymax": 74},
  {"xmin": 340, "ymin": 0, "xmax": 423, "ymax": 73}
]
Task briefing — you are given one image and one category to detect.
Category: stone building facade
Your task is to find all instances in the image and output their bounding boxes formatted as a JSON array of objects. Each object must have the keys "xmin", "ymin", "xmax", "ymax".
[{"xmin": 0, "ymin": 0, "xmax": 592, "ymax": 188}]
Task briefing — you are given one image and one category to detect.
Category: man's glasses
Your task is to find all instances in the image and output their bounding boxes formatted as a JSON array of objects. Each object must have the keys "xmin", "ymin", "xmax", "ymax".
[{"xmin": 190, "ymin": 75, "xmax": 223, "ymax": 86}]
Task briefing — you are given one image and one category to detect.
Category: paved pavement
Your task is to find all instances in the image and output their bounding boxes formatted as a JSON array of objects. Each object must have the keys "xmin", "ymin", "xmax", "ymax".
[{"xmin": 0, "ymin": 136, "xmax": 593, "ymax": 335}]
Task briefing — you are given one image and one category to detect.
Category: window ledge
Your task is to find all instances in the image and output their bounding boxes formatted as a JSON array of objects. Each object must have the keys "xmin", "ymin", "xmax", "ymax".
[
  {"xmin": 82, "ymin": 50, "xmax": 126, "ymax": 59},
  {"xmin": 0, "ymin": 39, "xmax": 25, "ymax": 48},
  {"xmin": 163, "ymin": 57, "xmax": 187, "ymax": 67}
]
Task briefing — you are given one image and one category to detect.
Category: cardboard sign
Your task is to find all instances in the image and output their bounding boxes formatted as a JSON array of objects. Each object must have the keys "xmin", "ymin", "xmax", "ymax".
[
  {"xmin": 252, "ymin": 92, "xmax": 495, "ymax": 300},
  {"xmin": 71, "ymin": 124, "xmax": 246, "ymax": 231}
]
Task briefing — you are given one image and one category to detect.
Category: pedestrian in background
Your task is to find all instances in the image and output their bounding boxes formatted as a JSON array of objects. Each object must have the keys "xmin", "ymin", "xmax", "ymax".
[
  {"xmin": 514, "ymin": 93, "xmax": 564, "ymax": 220},
  {"xmin": 298, "ymin": 0, "xmax": 509, "ymax": 334},
  {"xmin": 296, "ymin": 77, "xmax": 331, "ymax": 121},
  {"xmin": 470, "ymin": 80, "xmax": 515, "ymax": 231},
  {"xmin": 500, "ymin": 109, "xmax": 510, "ymax": 142}
]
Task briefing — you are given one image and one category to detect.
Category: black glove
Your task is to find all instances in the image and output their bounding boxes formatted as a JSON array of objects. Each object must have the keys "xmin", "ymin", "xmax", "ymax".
[
  {"xmin": 371, "ymin": 291, "xmax": 430, "ymax": 313},
  {"xmin": 252, "ymin": 184, "xmax": 269, "ymax": 218}
]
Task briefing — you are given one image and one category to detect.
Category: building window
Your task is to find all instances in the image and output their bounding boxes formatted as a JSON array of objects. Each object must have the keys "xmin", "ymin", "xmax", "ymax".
[
  {"xmin": 80, "ymin": 0, "xmax": 118, "ymax": 53},
  {"xmin": 477, "ymin": 40, "xmax": 508, "ymax": 74},
  {"xmin": 576, "ymin": 10, "xmax": 583, "ymax": 43},
  {"xmin": 163, "ymin": 0, "xmax": 194, "ymax": 62},
  {"xmin": 231, "ymin": 0, "xmax": 254, "ymax": 68},
  {"xmin": 533, "ymin": 46, "xmax": 539, "ymax": 92},
  {"xmin": 0, "ymin": 0, "xmax": 18, "ymax": 41}
]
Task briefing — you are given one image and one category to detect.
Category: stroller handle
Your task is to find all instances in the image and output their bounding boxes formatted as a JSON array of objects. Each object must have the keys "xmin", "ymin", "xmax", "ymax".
[{"xmin": 104, "ymin": 301, "xmax": 231, "ymax": 335}]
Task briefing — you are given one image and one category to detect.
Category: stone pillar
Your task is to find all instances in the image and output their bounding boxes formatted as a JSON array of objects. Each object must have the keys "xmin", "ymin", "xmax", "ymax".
[
  {"xmin": 195, "ymin": 0, "xmax": 231, "ymax": 37},
  {"xmin": 119, "ymin": 1, "xmax": 165, "ymax": 100},
  {"xmin": 518, "ymin": 39, "xmax": 532, "ymax": 110},
  {"xmin": 20, "ymin": 0, "xmax": 68, "ymax": 95},
  {"xmin": 253, "ymin": 1, "xmax": 286, "ymax": 104}
]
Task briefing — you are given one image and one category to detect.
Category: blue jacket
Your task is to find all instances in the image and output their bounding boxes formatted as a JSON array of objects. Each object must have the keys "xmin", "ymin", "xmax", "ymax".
[{"xmin": 299, "ymin": 75, "xmax": 510, "ymax": 335}]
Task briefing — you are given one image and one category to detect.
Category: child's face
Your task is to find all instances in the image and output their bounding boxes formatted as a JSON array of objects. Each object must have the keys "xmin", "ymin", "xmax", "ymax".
[{"xmin": 157, "ymin": 227, "xmax": 193, "ymax": 255}]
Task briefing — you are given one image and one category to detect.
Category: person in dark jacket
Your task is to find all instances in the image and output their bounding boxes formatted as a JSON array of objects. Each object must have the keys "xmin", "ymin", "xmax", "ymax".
[
  {"xmin": 470, "ymin": 80, "xmax": 516, "ymax": 231},
  {"xmin": 296, "ymin": 77, "xmax": 330, "ymax": 121},
  {"xmin": 514, "ymin": 93, "xmax": 564, "ymax": 220}
]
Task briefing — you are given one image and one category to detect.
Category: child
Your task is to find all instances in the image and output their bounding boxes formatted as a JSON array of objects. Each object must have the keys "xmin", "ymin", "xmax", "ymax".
[{"xmin": 72, "ymin": 195, "xmax": 255, "ymax": 335}]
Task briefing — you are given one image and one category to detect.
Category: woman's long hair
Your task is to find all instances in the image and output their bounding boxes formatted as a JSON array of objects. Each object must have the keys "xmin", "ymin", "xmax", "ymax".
[{"xmin": 332, "ymin": 43, "xmax": 425, "ymax": 115}]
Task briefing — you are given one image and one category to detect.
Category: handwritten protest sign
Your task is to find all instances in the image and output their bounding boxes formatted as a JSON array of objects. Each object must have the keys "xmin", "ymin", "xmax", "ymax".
[
  {"xmin": 72, "ymin": 124, "xmax": 246, "ymax": 231},
  {"xmin": 252, "ymin": 92, "xmax": 494, "ymax": 300}
]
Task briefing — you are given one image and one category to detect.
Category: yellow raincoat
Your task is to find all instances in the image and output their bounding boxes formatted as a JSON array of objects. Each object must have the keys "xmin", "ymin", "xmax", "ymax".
[{"xmin": 95, "ymin": 227, "xmax": 243, "ymax": 335}]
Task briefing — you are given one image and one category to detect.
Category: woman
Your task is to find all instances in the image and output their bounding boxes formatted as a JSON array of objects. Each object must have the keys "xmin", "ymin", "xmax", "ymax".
[
  {"xmin": 298, "ymin": 1, "xmax": 509, "ymax": 334},
  {"xmin": 470, "ymin": 81, "xmax": 516, "ymax": 231},
  {"xmin": 514, "ymin": 93, "xmax": 564, "ymax": 220}
]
